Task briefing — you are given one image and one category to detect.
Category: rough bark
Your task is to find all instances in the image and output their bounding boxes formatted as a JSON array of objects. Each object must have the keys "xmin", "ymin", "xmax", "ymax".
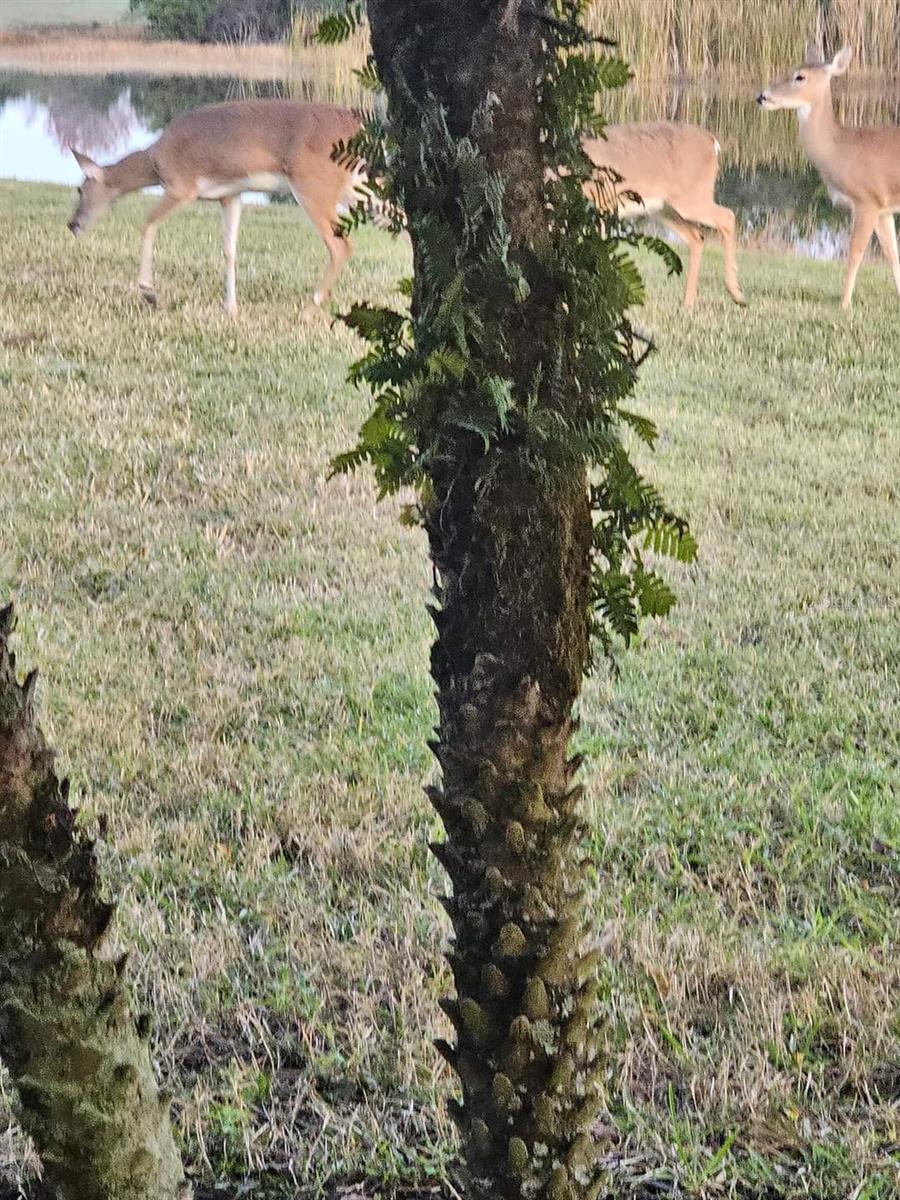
[
  {"xmin": 0, "ymin": 604, "xmax": 187, "ymax": 1200},
  {"xmin": 367, "ymin": 5, "xmax": 603, "ymax": 1197}
]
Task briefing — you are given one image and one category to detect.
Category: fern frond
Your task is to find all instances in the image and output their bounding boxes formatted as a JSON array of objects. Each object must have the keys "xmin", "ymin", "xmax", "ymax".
[
  {"xmin": 642, "ymin": 519, "xmax": 698, "ymax": 563},
  {"xmin": 618, "ymin": 408, "xmax": 659, "ymax": 449},
  {"xmin": 633, "ymin": 568, "xmax": 678, "ymax": 618},
  {"xmin": 593, "ymin": 571, "xmax": 640, "ymax": 644},
  {"xmin": 316, "ymin": 2, "xmax": 364, "ymax": 45},
  {"xmin": 355, "ymin": 56, "xmax": 383, "ymax": 93}
]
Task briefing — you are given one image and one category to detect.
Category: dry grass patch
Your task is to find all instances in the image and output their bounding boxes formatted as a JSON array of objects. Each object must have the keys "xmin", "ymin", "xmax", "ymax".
[
  {"xmin": 0, "ymin": 27, "xmax": 368, "ymax": 94},
  {"xmin": 588, "ymin": 0, "xmax": 900, "ymax": 78}
]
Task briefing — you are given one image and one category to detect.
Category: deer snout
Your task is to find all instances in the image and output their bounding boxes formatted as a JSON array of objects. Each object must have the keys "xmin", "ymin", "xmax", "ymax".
[
  {"xmin": 757, "ymin": 92, "xmax": 770, "ymax": 108},
  {"xmin": 68, "ymin": 219, "xmax": 83, "ymax": 236}
]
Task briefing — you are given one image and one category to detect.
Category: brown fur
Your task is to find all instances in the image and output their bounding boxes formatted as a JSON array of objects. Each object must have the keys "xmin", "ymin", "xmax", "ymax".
[
  {"xmin": 69, "ymin": 100, "xmax": 365, "ymax": 313},
  {"xmin": 759, "ymin": 47, "xmax": 900, "ymax": 307},
  {"xmin": 582, "ymin": 122, "xmax": 746, "ymax": 309}
]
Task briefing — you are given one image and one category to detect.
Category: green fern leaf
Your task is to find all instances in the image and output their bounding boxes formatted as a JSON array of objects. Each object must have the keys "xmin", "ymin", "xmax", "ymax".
[
  {"xmin": 634, "ymin": 569, "xmax": 678, "ymax": 618},
  {"xmin": 316, "ymin": 2, "xmax": 363, "ymax": 45}
]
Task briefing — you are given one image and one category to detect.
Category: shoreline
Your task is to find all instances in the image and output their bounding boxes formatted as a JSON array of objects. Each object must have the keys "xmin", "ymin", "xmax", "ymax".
[
  {"xmin": 1, "ymin": 28, "xmax": 895, "ymax": 88},
  {"xmin": 0, "ymin": 33, "xmax": 305, "ymax": 81},
  {"xmin": 0, "ymin": 25, "xmax": 369, "ymax": 83},
  {"xmin": 1, "ymin": 24, "xmax": 900, "ymax": 87}
]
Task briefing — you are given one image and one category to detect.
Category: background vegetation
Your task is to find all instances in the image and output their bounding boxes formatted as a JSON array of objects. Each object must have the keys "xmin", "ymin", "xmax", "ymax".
[
  {"xmin": 131, "ymin": 0, "xmax": 218, "ymax": 43},
  {"xmin": 3, "ymin": 0, "xmax": 899, "ymax": 73},
  {"xmin": 0, "ymin": 0, "xmax": 131, "ymax": 31},
  {"xmin": 0, "ymin": 182, "xmax": 896, "ymax": 1198},
  {"xmin": 128, "ymin": 0, "xmax": 339, "ymax": 43},
  {"xmin": 588, "ymin": 0, "xmax": 900, "ymax": 76}
]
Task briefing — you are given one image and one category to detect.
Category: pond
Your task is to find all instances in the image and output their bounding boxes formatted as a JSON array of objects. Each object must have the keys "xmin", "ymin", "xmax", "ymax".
[
  {"xmin": 0, "ymin": 72, "xmax": 291, "ymax": 202},
  {"xmin": 2, "ymin": 69, "xmax": 899, "ymax": 257}
]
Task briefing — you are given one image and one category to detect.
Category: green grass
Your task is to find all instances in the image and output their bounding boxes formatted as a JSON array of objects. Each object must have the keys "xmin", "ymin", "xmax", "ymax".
[
  {"xmin": 0, "ymin": 181, "xmax": 898, "ymax": 1199},
  {"xmin": 0, "ymin": 1, "xmax": 130, "ymax": 30}
]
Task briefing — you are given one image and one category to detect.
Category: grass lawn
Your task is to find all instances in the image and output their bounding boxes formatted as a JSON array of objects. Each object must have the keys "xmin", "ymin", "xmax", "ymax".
[
  {"xmin": 0, "ymin": 181, "xmax": 897, "ymax": 1199},
  {"xmin": 0, "ymin": 1, "xmax": 130, "ymax": 30}
]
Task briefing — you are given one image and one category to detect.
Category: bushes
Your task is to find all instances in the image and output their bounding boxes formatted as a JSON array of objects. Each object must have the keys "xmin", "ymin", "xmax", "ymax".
[
  {"xmin": 132, "ymin": 0, "xmax": 218, "ymax": 41},
  {"xmin": 205, "ymin": 0, "xmax": 298, "ymax": 42},
  {"xmin": 133, "ymin": 0, "xmax": 334, "ymax": 42}
]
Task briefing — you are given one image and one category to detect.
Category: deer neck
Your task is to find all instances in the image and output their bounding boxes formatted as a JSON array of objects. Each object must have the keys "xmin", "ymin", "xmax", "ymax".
[
  {"xmin": 798, "ymin": 92, "xmax": 839, "ymax": 168},
  {"xmin": 103, "ymin": 148, "xmax": 160, "ymax": 196}
]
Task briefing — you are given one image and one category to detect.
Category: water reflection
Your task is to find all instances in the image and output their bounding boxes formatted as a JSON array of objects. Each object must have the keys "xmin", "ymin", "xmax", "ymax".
[
  {"xmin": 0, "ymin": 72, "xmax": 288, "ymax": 198},
  {"xmin": 1, "ymin": 69, "xmax": 898, "ymax": 258}
]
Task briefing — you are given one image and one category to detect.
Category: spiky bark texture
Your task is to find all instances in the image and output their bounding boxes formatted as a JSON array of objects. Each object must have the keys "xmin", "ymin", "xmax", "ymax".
[
  {"xmin": 367, "ymin": 4, "xmax": 603, "ymax": 1197},
  {"xmin": 0, "ymin": 604, "xmax": 187, "ymax": 1200}
]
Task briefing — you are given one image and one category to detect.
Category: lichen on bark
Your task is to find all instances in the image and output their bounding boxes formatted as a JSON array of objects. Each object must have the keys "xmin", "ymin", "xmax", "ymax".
[{"xmin": 0, "ymin": 603, "xmax": 187, "ymax": 1200}]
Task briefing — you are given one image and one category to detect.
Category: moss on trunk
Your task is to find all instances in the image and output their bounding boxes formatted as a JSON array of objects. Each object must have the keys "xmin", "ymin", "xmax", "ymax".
[
  {"xmin": 0, "ymin": 604, "xmax": 187, "ymax": 1200},
  {"xmin": 366, "ymin": 4, "xmax": 605, "ymax": 1196}
]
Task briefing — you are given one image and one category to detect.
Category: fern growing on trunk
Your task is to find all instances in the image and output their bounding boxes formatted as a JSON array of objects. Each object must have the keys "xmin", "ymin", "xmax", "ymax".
[{"xmin": 320, "ymin": 3, "xmax": 694, "ymax": 1195}]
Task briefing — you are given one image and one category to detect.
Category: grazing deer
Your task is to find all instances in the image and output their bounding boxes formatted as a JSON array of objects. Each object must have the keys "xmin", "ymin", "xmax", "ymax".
[
  {"xmin": 581, "ymin": 123, "xmax": 747, "ymax": 309},
  {"xmin": 68, "ymin": 100, "xmax": 367, "ymax": 313},
  {"xmin": 758, "ymin": 47, "xmax": 900, "ymax": 308}
]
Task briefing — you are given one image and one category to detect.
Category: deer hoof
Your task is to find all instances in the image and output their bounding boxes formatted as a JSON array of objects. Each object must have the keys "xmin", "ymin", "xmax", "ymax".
[{"xmin": 139, "ymin": 286, "xmax": 158, "ymax": 308}]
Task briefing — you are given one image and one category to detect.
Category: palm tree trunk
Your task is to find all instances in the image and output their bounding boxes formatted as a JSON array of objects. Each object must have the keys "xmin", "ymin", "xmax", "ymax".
[
  {"xmin": 426, "ymin": 455, "xmax": 599, "ymax": 1199},
  {"xmin": 367, "ymin": 4, "xmax": 604, "ymax": 1195},
  {"xmin": 0, "ymin": 604, "xmax": 187, "ymax": 1200}
]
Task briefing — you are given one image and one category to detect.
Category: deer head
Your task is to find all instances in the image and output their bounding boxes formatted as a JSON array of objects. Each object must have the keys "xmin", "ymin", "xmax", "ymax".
[
  {"xmin": 757, "ymin": 46, "xmax": 851, "ymax": 116},
  {"xmin": 68, "ymin": 150, "xmax": 117, "ymax": 236}
]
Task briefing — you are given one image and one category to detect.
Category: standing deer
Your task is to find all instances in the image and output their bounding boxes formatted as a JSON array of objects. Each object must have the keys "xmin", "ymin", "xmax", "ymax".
[
  {"xmin": 581, "ymin": 123, "xmax": 747, "ymax": 309},
  {"xmin": 758, "ymin": 47, "xmax": 900, "ymax": 308},
  {"xmin": 68, "ymin": 100, "xmax": 367, "ymax": 313}
]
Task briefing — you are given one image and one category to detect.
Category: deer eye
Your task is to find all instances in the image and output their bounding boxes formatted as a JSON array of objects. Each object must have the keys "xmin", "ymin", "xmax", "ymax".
[{"xmin": 794, "ymin": 72, "xmax": 806, "ymax": 82}]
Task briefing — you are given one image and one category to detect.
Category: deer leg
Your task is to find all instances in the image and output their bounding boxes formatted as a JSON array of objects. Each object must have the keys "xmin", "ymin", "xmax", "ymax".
[
  {"xmin": 138, "ymin": 193, "xmax": 187, "ymax": 306},
  {"xmin": 290, "ymin": 180, "xmax": 353, "ymax": 306},
  {"xmin": 662, "ymin": 214, "xmax": 705, "ymax": 310},
  {"xmin": 842, "ymin": 206, "xmax": 878, "ymax": 309},
  {"xmin": 314, "ymin": 225, "xmax": 351, "ymax": 307},
  {"xmin": 874, "ymin": 213, "xmax": 900, "ymax": 300},
  {"xmin": 220, "ymin": 195, "xmax": 242, "ymax": 315},
  {"xmin": 670, "ymin": 198, "xmax": 746, "ymax": 306},
  {"xmin": 713, "ymin": 204, "xmax": 747, "ymax": 306},
  {"xmin": 306, "ymin": 215, "xmax": 352, "ymax": 307}
]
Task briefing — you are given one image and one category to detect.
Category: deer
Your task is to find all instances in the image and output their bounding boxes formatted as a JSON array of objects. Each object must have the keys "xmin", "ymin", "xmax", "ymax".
[
  {"xmin": 580, "ymin": 123, "xmax": 747, "ymax": 309},
  {"xmin": 758, "ymin": 47, "xmax": 900, "ymax": 309},
  {"xmin": 68, "ymin": 100, "xmax": 368, "ymax": 314}
]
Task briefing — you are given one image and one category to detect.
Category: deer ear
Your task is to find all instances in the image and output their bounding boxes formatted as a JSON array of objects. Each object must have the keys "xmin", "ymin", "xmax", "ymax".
[
  {"xmin": 828, "ymin": 46, "xmax": 852, "ymax": 75},
  {"xmin": 72, "ymin": 149, "xmax": 103, "ymax": 181}
]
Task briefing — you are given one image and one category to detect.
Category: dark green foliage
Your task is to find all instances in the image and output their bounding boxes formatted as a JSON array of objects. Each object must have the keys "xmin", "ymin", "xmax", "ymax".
[
  {"xmin": 205, "ymin": 0, "xmax": 300, "ymax": 43},
  {"xmin": 354, "ymin": 55, "xmax": 383, "ymax": 94},
  {"xmin": 131, "ymin": 0, "xmax": 218, "ymax": 41},
  {"xmin": 323, "ymin": 4, "xmax": 693, "ymax": 654},
  {"xmin": 317, "ymin": 1, "xmax": 364, "ymax": 44},
  {"xmin": 132, "ymin": 0, "xmax": 300, "ymax": 42}
]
